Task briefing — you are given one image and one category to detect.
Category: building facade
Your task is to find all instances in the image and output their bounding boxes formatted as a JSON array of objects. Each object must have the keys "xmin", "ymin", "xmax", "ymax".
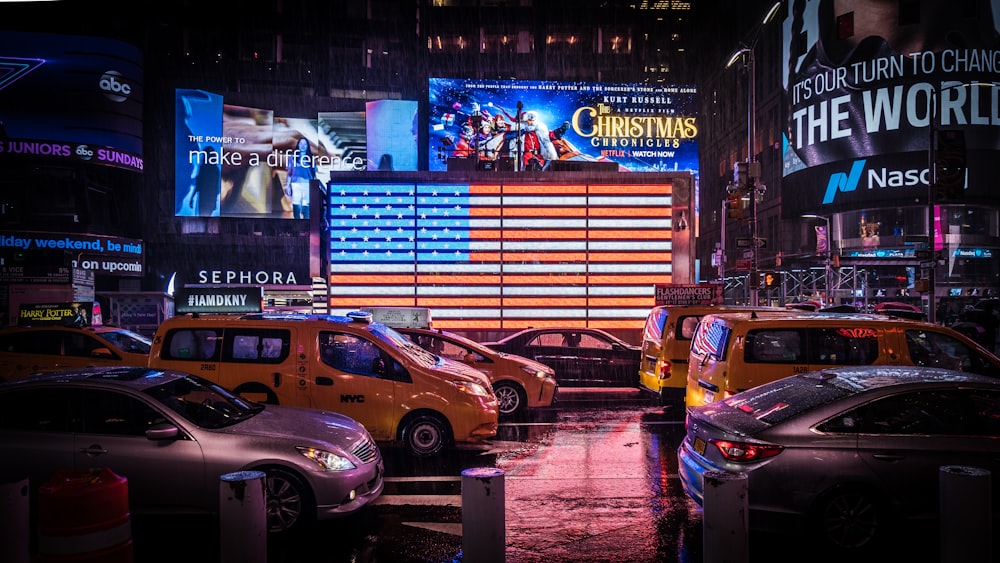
[{"xmin": 2, "ymin": 0, "xmax": 996, "ymax": 338}]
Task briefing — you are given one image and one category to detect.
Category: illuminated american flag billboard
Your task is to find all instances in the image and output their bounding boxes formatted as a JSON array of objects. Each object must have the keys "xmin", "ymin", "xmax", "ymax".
[{"xmin": 325, "ymin": 180, "xmax": 679, "ymax": 331}]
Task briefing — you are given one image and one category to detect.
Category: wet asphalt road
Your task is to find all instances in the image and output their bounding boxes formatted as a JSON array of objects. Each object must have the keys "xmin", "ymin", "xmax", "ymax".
[
  {"xmin": 127, "ymin": 388, "xmax": 948, "ymax": 563},
  {"xmin": 130, "ymin": 388, "xmax": 702, "ymax": 563}
]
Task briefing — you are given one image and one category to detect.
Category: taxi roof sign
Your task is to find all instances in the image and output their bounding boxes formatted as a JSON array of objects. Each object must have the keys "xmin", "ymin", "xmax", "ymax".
[
  {"xmin": 360, "ymin": 306, "xmax": 432, "ymax": 329},
  {"xmin": 654, "ymin": 283, "xmax": 723, "ymax": 306}
]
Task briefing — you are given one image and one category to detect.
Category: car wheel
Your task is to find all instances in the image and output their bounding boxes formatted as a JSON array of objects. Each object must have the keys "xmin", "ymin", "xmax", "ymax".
[
  {"xmin": 493, "ymin": 381, "xmax": 527, "ymax": 417},
  {"xmin": 264, "ymin": 468, "xmax": 315, "ymax": 534},
  {"xmin": 811, "ymin": 487, "xmax": 885, "ymax": 551},
  {"xmin": 402, "ymin": 413, "xmax": 450, "ymax": 457}
]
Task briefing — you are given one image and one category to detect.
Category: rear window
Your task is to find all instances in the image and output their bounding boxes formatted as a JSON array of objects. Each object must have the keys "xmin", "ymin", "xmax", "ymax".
[
  {"xmin": 723, "ymin": 375, "xmax": 853, "ymax": 425},
  {"xmin": 690, "ymin": 321, "xmax": 731, "ymax": 360},
  {"xmin": 642, "ymin": 308, "xmax": 667, "ymax": 346}
]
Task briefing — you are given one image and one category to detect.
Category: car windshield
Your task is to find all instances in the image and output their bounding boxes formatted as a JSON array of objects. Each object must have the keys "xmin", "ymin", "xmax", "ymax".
[
  {"xmin": 370, "ymin": 323, "xmax": 439, "ymax": 365},
  {"xmin": 101, "ymin": 329, "xmax": 153, "ymax": 354},
  {"xmin": 144, "ymin": 374, "xmax": 262, "ymax": 429}
]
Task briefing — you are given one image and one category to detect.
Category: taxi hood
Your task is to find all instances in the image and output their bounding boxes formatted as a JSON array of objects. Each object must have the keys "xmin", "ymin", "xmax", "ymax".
[{"xmin": 431, "ymin": 356, "xmax": 492, "ymax": 387}]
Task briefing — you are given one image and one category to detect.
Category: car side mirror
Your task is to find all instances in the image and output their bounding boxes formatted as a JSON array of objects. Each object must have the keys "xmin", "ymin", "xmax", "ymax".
[
  {"xmin": 91, "ymin": 347, "xmax": 115, "ymax": 358},
  {"xmin": 147, "ymin": 421, "xmax": 179, "ymax": 441}
]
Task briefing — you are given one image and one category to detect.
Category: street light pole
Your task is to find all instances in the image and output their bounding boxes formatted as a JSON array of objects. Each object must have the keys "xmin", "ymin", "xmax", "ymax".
[
  {"xmin": 726, "ymin": 2, "xmax": 780, "ymax": 307},
  {"xmin": 803, "ymin": 214, "xmax": 832, "ymax": 305}
]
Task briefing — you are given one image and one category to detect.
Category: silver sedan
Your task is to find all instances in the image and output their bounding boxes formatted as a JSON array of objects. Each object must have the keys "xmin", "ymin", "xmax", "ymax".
[
  {"xmin": 0, "ymin": 366, "xmax": 384, "ymax": 533},
  {"xmin": 678, "ymin": 365, "xmax": 1000, "ymax": 554}
]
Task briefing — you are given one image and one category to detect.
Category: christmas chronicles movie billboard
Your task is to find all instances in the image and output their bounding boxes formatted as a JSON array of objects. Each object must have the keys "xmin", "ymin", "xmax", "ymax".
[{"xmin": 428, "ymin": 78, "xmax": 699, "ymax": 173}]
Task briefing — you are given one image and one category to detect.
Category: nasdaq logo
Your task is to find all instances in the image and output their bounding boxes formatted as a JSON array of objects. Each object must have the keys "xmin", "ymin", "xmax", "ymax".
[
  {"xmin": 822, "ymin": 160, "xmax": 866, "ymax": 204},
  {"xmin": 823, "ymin": 159, "xmax": 931, "ymax": 204}
]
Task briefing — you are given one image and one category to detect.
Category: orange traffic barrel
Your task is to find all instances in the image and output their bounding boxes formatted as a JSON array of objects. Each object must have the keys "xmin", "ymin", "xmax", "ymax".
[{"xmin": 36, "ymin": 467, "xmax": 133, "ymax": 563}]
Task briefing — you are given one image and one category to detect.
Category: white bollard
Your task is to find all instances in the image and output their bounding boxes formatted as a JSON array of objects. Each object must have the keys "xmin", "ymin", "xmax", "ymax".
[
  {"xmin": 0, "ymin": 477, "xmax": 29, "ymax": 563},
  {"xmin": 702, "ymin": 470, "xmax": 749, "ymax": 563},
  {"xmin": 220, "ymin": 470, "xmax": 267, "ymax": 563},
  {"xmin": 461, "ymin": 467, "xmax": 506, "ymax": 563},
  {"xmin": 940, "ymin": 465, "xmax": 991, "ymax": 563}
]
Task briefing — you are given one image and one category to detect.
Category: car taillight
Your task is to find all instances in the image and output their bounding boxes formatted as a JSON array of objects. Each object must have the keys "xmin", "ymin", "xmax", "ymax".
[
  {"xmin": 710, "ymin": 439, "xmax": 783, "ymax": 462},
  {"xmin": 659, "ymin": 361, "xmax": 671, "ymax": 379}
]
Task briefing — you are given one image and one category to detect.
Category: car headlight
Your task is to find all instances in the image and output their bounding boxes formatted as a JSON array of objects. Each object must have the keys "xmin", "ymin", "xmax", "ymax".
[
  {"xmin": 297, "ymin": 446, "xmax": 357, "ymax": 471},
  {"xmin": 452, "ymin": 380, "xmax": 492, "ymax": 397},
  {"xmin": 520, "ymin": 365, "xmax": 550, "ymax": 379}
]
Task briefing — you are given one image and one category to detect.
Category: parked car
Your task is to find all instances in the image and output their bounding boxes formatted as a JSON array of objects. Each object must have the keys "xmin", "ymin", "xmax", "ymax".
[
  {"xmin": 0, "ymin": 366, "xmax": 384, "ymax": 534},
  {"xmin": 950, "ymin": 298, "xmax": 1000, "ymax": 354},
  {"xmin": 678, "ymin": 365, "xmax": 1000, "ymax": 553},
  {"xmin": 873, "ymin": 301, "xmax": 926, "ymax": 320},
  {"xmin": 481, "ymin": 327, "xmax": 641, "ymax": 387},
  {"xmin": 149, "ymin": 311, "xmax": 498, "ymax": 457},
  {"xmin": 0, "ymin": 324, "xmax": 151, "ymax": 381},
  {"xmin": 638, "ymin": 304, "xmax": 787, "ymax": 410},
  {"xmin": 686, "ymin": 311, "xmax": 1000, "ymax": 408},
  {"xmin": 396, "ymin": 326, "xmax": 557, "ymax": 417}
]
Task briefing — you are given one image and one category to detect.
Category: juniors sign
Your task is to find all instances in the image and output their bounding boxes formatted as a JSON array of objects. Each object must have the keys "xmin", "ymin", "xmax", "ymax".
[{"xmin": 0, "ymin": 31, "xmax": 143, "ymax": 173}]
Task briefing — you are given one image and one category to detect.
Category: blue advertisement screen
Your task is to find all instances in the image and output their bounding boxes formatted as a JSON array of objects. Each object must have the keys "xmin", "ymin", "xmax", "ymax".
[
  {"xmin": 0, "ymin": 31, "xmax": 143, "ymax": 172},
  {"xmin": 428, "ymin": 78, "xmax": 699, "ymax": 173},
  {"xmin": 175, "ymin": 89, "xmax": 371, "ymax": 219}
]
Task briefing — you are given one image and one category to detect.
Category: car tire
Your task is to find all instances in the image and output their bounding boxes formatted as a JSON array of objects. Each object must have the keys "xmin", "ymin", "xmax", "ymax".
[
  {"xmin": 810, "ymin": 486, "xmax": 886, "ymax": 552},
  {"xmin": 264, "ymin": 468, "xmax": 315, "ymax": 534},
  {"xmin": 493, "ymin": 381, "xmax": 527, "ymax": 417},
  {"xmin": 402, "ymin": 413, "xmax": 451, "ymax": 457}
]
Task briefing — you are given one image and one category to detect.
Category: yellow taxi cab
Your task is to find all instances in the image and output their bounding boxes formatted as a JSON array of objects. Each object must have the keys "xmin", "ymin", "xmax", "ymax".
[
  {"xmin": 362, "ymin": 306, "xmax": 557, "ymax": 417},
  {"xmin": 686, "ymin": 311, "xmax": 1000, "ymax": 407},
  {"xmin": 148, "ymin": 288, "xmax": 498, "ymax": 457},
  {"xmin": 638, "ymin": 304, "xmax": 785, "ymax": 411},
  {"xmin": 0, "ymin": 302, "xmax": 151, "ymax": 381}
]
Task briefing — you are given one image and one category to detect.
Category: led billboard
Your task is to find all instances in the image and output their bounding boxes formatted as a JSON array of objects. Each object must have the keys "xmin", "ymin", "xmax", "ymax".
[
  {"xmin": 0, "ymin": 31, "xmax": 143, "ymax": 172},
  {"xmin": 366, "ymin": 100, "xmax": 418, "ymax": 171},
  {"xmin": 325, "ymin": 180, "xmax": 680, "ymax": 330},
  {"xmin": 428, "ymin": 78, "xmax": 699, "ymax": 173},
  {"xmin": 781, "ymin": 0, "xmax": 1000, "ymax": 216},
  {"xmin": 175, "ymin": 89, "xmax": 370, "ymax": 218}
]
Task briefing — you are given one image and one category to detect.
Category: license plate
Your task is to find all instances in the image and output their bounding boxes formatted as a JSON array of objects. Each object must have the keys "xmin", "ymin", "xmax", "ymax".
[
  {"xmin": 693, "ymin": 437, "xmax": 706, "ymax": 455},
  {"xmin": 703, "ymin": 390, "xmax": 715, "ymax": 403}
]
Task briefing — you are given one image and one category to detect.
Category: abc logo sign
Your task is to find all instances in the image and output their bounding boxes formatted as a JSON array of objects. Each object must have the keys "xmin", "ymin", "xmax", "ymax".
[{"xmin": 99, "ymin": 70, "xmax": 131, "ymax": 102}]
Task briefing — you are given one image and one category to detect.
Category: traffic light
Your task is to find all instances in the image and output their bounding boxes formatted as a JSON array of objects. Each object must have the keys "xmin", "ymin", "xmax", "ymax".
[
  {"xmin": 761, "ymin": 271, "xmax": 782, "ymax": 290},
  {"xmin": 726, "ymin": 194, "xmax": 743, "ymax": 219},
  {"xmin": 934, "ymin": 129, "xmax": 966, "ymax": 201}
]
